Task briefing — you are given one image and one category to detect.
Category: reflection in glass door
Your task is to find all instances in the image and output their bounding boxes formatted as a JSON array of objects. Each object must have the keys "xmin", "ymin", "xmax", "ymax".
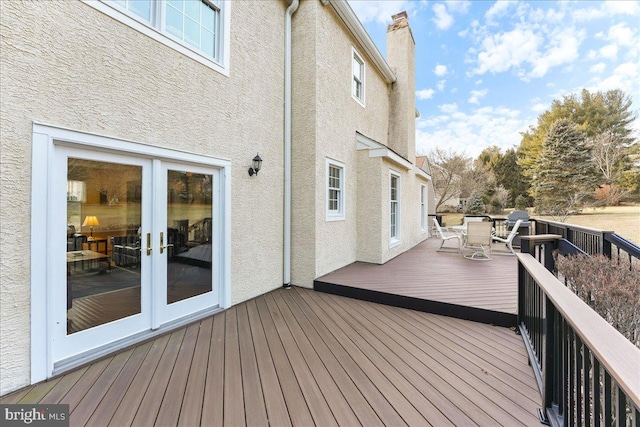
[
  {"xmin": 166, "ymin": 170, "xmax": 213, "ymax": 304},
  {"xmin": 66, "ymin": 158, "xmax": 143, "ymax": 334}
]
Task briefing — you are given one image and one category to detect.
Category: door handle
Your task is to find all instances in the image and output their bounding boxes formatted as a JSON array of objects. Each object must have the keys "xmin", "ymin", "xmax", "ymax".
[
  {"xmin": 146, "ymin": 233, "xmax": 152, "ymax": 255},
  {"xmin": 159, "ymin": 232, "xmax": 174, "ymax": 254}
]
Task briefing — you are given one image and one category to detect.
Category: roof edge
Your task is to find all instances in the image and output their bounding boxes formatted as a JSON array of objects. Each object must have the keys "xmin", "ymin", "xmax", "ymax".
[{"xmin": 328, "ymin": 0, "xmax": 396, "ymax": 84}]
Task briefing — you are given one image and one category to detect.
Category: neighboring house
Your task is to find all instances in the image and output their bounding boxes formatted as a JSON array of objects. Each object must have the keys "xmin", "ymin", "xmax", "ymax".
[{"xmin": 0, "ymin": 0, "xmax": 431, "ymax": 395}]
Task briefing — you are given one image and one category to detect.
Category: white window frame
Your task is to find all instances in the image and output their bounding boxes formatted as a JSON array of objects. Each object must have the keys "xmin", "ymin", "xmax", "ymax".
[
  {"xmin": 351, "ymin": 46, "xmax": 365, "ymax": 107},
  {"xmin": 85, "ymin": 0, "xmax": 231, "ymax": 76},
  {"xmin": 420, "ymin": 184, "xmax": 426, "ymax": 234},
  {"xmin": 326, "ymin": 158, "xmax": 345, "ymax": 221},
  {"xmin": 389, "ymin": 170, "xmax": 400, "ymax": 247}
]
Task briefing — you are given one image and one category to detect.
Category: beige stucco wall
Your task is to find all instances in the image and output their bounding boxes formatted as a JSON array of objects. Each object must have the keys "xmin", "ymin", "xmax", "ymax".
[{"xmin": 0, "ymin": 0, "xmax": 286, "ymax": 395}]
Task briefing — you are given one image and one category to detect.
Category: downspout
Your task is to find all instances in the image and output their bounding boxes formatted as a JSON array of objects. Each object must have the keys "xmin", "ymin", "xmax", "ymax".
[{"xmin": 283, "ymin": 0, "xmax": 299, "ymax": 288}]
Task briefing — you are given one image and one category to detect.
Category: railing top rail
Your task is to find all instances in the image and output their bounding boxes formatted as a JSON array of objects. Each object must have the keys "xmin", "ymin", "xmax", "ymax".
[
  {"xmin": 517, "ymin": 253, "xmax": 640, "ymax": 406},
  {"xmin": 531, "ymin": 218, "xmax": 614, "ymax": 235},
  {"xmin": 605, "ymin": 232, "xmax": 640, "ymax": 256}
]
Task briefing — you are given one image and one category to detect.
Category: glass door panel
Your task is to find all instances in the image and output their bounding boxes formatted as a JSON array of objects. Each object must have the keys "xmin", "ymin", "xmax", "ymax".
[
  {"xmin": 166, "ymin": 170, "xmax": 213, "ymax": 304},
  {"xmin": 66, "ymin": 158, "xmax": 143, "ymax": 334}
]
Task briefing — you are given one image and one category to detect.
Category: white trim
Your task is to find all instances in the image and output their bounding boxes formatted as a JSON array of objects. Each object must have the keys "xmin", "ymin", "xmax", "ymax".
[
  {"xmin": 83, "ymin": 0, "xmax": 231, "ymax": 77},
  {"xmin": 415, "ymin": 167, "xmax": 432, "ymax": 181},
  {"xmin": 30, "ymin": 122, "xmax": 232, "ymax": 382},
  {"xmin": 328, "ymin": 1, "xmax": 395, "ymax": 83},
  {"xmin": 325, "ymin": 158, "xmax": 346, "ymax": 221},
  {"xmin": 389, "ymin": 170, "xmax": 401, "ymax": 247},
  {"xmin": 355, "ymin": 133, "xmax": 412, "ymax": 170},
  {"xmin": 351, "ymin": 46, "xmax": 366, "ymax": 107}
]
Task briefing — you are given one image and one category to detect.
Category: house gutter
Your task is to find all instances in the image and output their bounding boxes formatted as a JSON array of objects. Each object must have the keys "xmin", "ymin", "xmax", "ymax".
[{"xmin": 283, "ymin": 0, "xmax": 299, "ymax": 288}]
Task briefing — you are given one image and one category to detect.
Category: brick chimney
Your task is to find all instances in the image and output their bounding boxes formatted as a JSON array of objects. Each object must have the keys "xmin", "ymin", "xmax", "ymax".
[{"xmin": 386, "ymin": 11, "xmax": 416, "ymax": 164}]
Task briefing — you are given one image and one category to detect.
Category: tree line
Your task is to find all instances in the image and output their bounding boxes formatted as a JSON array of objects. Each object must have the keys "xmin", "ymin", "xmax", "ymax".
[{"xmin": 429, "ymin": 88, "xmax": 639, "ymax": 220}]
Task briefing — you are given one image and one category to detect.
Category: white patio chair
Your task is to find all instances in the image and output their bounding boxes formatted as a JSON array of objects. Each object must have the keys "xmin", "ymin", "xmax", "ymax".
[
  {"xmin": 491, "ymin": 219, "xmax": 522, "ymax": 255},
  {"xmin": 463, "ymin": 221, "xmax": 493, "ymax": 260},
  {"xmin": 432, "ymin": 218, "xmax": 462, "ymax": 253}
]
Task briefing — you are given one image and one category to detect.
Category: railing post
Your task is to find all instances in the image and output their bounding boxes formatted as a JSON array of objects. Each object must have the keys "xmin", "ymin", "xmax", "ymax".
[
  {"xmin": 602, "ymin": 232, "xmax": 612, "ymax": 259},
  {"xmin": 539, "ymin": 294, "xmax": 555, "ymax": 425}
]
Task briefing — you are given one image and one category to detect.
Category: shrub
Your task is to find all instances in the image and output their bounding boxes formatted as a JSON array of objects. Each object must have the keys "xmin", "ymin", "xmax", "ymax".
[{"xmin": 555, "ymin": 253, "xmax": 640, "ymax": 347}]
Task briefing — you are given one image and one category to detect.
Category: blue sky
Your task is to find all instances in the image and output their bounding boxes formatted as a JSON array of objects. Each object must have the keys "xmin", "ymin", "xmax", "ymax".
[{"xmin": 348, "ymin": 0, "xmax": 640, "ymax": 158}]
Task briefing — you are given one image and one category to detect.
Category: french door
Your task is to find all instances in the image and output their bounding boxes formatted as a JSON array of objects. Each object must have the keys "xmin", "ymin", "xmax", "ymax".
[{"xmin": 51, "ymin": 146, "xmax": 222, "ymax": 365}]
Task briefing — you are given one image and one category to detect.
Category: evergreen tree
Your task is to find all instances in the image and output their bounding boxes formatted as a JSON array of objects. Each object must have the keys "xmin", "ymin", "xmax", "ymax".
[
  {"xmin": 492, "ymin": 148, "xmax": 531, "ymax": 205},
  {"xmin": 465, "ymin": 192, "xmax": 485, "ymax": 215},
  {"xmin": 531, "ymin": 119, "xmax": 600, "ymax": 221}
]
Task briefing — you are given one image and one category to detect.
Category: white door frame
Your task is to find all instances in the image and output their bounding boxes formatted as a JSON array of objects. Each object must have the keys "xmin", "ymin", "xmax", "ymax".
[{"xmin": 31, "ymin": 123, "xmax": 232, "ymax": 383}]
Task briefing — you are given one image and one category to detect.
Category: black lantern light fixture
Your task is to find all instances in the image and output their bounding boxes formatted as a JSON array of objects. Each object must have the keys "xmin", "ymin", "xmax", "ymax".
[{"xmin": 248, "ymin": 153, "xmax": 263, "ymax": 176}]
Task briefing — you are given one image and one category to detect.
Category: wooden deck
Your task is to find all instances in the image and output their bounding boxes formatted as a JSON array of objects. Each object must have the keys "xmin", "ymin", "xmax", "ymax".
[
  {"xmin": 315, "ymin": 238, "xmax": 519, "ymax": 327},
  {"xmin": 2, "ymin": 287, "xmax": 542, "ymax": 426}
]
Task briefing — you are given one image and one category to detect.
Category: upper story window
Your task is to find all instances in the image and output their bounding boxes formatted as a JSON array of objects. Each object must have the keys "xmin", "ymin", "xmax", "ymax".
[
  {"xmin": 93, "ymin": 0, "xmax": 229, "ymax": 75},
  {"xmin": 352, "ymin": 47, "xmax": 365, "ymax": 106},
  {"xmin": 326, "ymin": 159, "xmax": 345, "ymax": 221}
]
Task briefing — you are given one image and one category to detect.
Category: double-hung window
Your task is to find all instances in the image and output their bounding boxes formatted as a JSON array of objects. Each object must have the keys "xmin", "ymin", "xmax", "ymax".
[
  {"xmin": 99, "ymin": 0, "xmax": 228, "ymax": 73},
  {"xmin": 326, "ymin": 159, "xmax": 345, "ymax": 221},
  {"xmin": 420, "ymin": 184, "xmax": 426, "ymax": 233},
  {"xmin": 352, "ymin": 47, "xmax": 365, "ymax": 106},
  {"xmin": 390, "ymin": 171, "xmax": 400, "ymax": 245}
]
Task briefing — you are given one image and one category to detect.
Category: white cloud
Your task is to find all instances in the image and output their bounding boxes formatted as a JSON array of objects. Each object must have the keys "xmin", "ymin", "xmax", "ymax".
[
  {"xmin": 605, "ymin": 23, "xmax": 637, "ymax": 48},
  {"xmin": 485, "ymin": 0, "xmax": 514, "ymax": 24},
  {"xmin": 437, "ymin": 80, "xmax": 447, "ymax": 91},
  {"xmin": 474, "ymin": 79, "xmax": 482, "ymax": 85},
  {"xmin": 434, "ymin": 64, "xmax": 448, "ymax": 76},
  {"xmin": 572, "ymin": 0, "xmax": 640, "ymax": 22},
  {"xmin": 446, "ymin": 0, "xmax": 471, "ymax": 14},
  {"xmin": 416, "ymin": 88, "xmax": 436, "ymax": 100},
  {"xmin": 438, "ymin": 103, "xmax": 458, "ymax": 113},
  {"xmin": 589, "ymin": 63, "xmax": 606, "ymax": 74},
  {"xmin": 432, "ymin": 3, "xmax": 454, "ymax": 30},
  {"xmin": 599, "ymin": 44, "xmax": 619, "ymax": 60},
  {"xmin": 472, "ymin": 27, "xmax": 543, "ymax": 75},
  {"xmin": 532, "ymin": 103, "xmax": 548, "ymax": 113},
  {"xmin": 528, "ymin": 27, "xmax": 585, "ymax": 78},
  {"xmin": 415, "ymin": 107, "xmax": 528, "ymax": 157},
  {"xmin": 588, "ymin": 62, "xmax": 639, "ymax": 95},
  {"xmin": 468, "ymin": 89, "xmax": 488, "ymax": 104}
]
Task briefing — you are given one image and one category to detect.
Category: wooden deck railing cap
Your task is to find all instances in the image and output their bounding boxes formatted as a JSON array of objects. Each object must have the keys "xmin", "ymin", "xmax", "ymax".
[
  {"xmin": 532, "ymin": 218, "xmax": 614, "ymax": 234},
  {"xmin": 517, "ymin": 253, "xmax": 640, "ymax": 406}
]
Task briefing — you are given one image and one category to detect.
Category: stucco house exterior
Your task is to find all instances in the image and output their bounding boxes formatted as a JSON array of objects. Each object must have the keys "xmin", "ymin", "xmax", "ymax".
[{"xmin": 0, "ymin": 0, "xmax": 435, "ymax": 395}]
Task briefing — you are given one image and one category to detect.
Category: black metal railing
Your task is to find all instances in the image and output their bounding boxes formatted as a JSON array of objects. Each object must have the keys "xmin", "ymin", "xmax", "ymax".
[
  {"xmin": 518, "ymin": 253, "xmax": 640, "ymax": 426},
  {"xmin": 532, "ymin": 218, "xmax": 640, "ymax": 271}
]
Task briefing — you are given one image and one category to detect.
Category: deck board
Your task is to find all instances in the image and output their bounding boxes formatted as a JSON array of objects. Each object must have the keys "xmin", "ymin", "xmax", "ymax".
[
  {"xmin": 315, "ymin": 238, "xmax": 519, "ymax": 325},
  {"xmin": 3, "ymin": 287, "xmax": 542, "ymax": 426}
]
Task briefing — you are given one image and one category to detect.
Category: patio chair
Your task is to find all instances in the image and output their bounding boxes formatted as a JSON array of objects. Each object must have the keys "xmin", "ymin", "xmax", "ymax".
[
  {"xmin": 432, "ymin": 218, "xmax": 462, "ymax": 253},
  {"xmin": 492, "ymin": 219, "xmax": 522, "ymax": 255},
  {"xmin": 463, "ymin": 221, "xmax": 493, "ymax": 260}
]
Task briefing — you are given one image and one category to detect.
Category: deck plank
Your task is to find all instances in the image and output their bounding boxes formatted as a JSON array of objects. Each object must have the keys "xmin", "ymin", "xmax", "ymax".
[
  {"xmin": 3, "ymin": 287, "xmax": 542, "ymax": 427},
  {"xmin": 271, "ymin": 290, "xmax": 361, "ymax": 426},
  {"xmin": 155, "ymin": 323, "xmax": 200, "ymax": 426},
  {"xmin": 236, "ymin": 303, "xmax": 269, "ymax": 426},
  {"xmin": 245, "ymin": 299, "xmax": 292, "ymax": 427},
  {"xmin": 85, "ymin": 342, "xmax": 153, "ymax": 426},
  {"xmin": 107, "ymin": 334, "xmax": 171, "ymax": 427},
  {"xmin": 254, "ymin": 296, "xmax": 315, "ymax": 426},
  {"xmin": 200, "ymin": 313, "xmax": 225, "ymax": 426},
  {"xmin": 222, "ymin": 307, "xmax": 245, "ymax": 427},
  {"xmin": 177, "ymin": 317, "xmax": 213, "ymax": 427},
  {"xmin": 263, "ymin": 293, "xmax": 338, "ymax": 426},
  {"xmin": 130, "ymin": 328, "xmax": 186, "ymax": 426}
]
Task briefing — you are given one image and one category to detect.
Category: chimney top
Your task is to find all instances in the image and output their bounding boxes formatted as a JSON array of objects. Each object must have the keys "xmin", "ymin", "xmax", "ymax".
[{"xmin": 392, "ymin": 11, "xmax": 408, "ymax": 22}]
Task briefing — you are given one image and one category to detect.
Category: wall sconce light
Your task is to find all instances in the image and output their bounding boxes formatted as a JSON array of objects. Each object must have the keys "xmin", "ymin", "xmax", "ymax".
[
  {"xmin": 248, "ymin": 153, "xmax": 263, "ymax": 176},
  {"xmin": 82, "ymin": 215, "xmax": 99, "ymax": 237}
]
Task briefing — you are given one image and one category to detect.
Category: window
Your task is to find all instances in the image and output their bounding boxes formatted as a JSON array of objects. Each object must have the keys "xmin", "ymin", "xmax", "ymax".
[
  {"xmin": 390, "ymin": 172, "xmax": 400, "ymax": 245},
  {"xmin": 96, "ymin": 0, "xmax": 229, "ymax": 73},
  {"xmin": 420, "ymin": 184, "xmax": 426, "ymax": 233},
  {"xmin": 326, "ymin": 159, "xmax": 345, "ymax": 221},
  {"xmin": 352, "ymin": 47, "xmax": 365, "ymax": 105}
]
